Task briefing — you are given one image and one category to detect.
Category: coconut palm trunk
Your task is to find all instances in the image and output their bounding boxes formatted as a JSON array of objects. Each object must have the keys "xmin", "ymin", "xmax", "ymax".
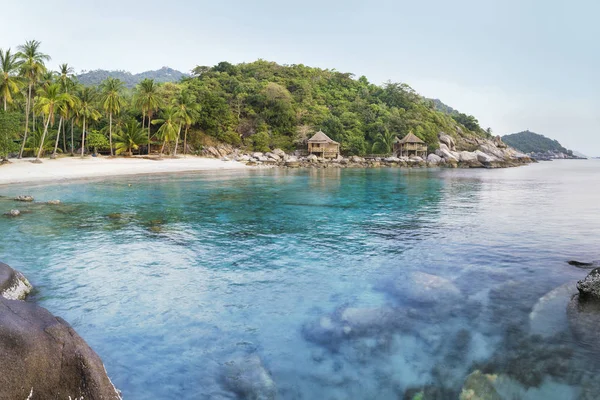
[
  {"xmin": 174, "ymin": 123, "xmax": 182, "ymax": 156},
  {"xmin": 52, "ymin": 117, "xmax": 63, "ymax": 157},
  {"xmin": 147, "ymin": 113, "xmax": 151, "ymax": 155},
  {"xmin": 70, "ymin": 119, "xmax": 74, "ymax": 155},
  {"xmin": 62, "ymin": 121, "xmax": 66, "ymax": 153},
  {"xmin": 18, "ymin": 83, "xmax": 33, "ymax": 159},
  {"xmin": 81, "ymin": 116, "xmax": 86, "ymax": 157},
  {"xmin": 183, "ymin": 125, "xmax": 189, "ymax": 156},
  {"xmin": 109, "ymin": 112, "xmax": 113, "ymax": 156},
  {"xmin": 36, "ymin": 113, "xmax": 52, "ymax": 160}
]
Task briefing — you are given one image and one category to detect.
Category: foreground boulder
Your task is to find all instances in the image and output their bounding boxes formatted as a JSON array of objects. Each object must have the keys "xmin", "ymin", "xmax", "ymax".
[
  {"xmin": 0, "ymin": 263, "xmax": 121, "ymax": 400},
  {"xmin": 576, "ymin": 267, "xmax": 600, "ymax": 300},
  {"xmin": 0, "ymin": 262, "xmax": 32, "ymax": 300},
  {"xmin": 219, "ymin": 354, "xmax": 276, "ymax": 400}
]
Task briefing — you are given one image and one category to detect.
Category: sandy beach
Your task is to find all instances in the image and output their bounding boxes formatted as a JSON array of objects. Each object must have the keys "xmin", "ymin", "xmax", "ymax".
[{"xmin": 0, "ymin": 156, "xmax": 250, "ymax": 186}]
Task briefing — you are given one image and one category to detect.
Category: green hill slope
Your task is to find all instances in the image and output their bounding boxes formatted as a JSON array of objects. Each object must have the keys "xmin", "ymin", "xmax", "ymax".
[
  {"xmin": 501, "ymin": 130, "xmax": 569, "ymax": 154},
  {"xmin": 77, "ymin": 67, "xmax": 187, "ymax": 88}
]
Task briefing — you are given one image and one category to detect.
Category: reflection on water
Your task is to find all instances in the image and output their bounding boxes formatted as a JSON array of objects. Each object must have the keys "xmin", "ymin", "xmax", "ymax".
[{"xmin": 1, "ymin": 161, "xmax": 600, "ymax": 399}]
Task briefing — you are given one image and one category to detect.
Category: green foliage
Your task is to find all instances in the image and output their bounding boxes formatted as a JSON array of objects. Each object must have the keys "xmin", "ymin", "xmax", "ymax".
[
  {"xmin": 86, "ymin": 131, "xmax": 109, "ymax": 152},
  {"xmin": 251, "ymin": 130, "xmax": 270, "ymax": 152},
  {"xmin": 0, "ymin": 110, "xmax": 20, "ymax": 158},
  {"xmin": 502, "ymin": 130, "xmax": 570, "ymax": 154},
  {"xmin": 77, "ymin": 67, "xmax": 188, "ymax": 88},
  {"xmin": 113, "ymin": 119, "xmax": 147, "ymax": 155}
]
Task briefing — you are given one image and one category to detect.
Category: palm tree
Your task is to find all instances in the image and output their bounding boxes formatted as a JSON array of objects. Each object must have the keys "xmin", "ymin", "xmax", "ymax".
[
  {"xmin": 0, "ymin": 48, "xmax": 22, "ymax": 111},
  {"xmin": 34, "ymin": 83, "xmax": 74, "ymax": 161},
  {"xmin": 151, "ymin": 107, "xmax": 178, "ymax": 157},
  {"xmin": 75, "ymin": 86, "xmax": 101, "ymax": 157},
  {"xmin": 134, "ymin": 78, "xmax": 161, "ymax": 154},
  {"xmin": 99, "ymin": 77, "xmax": 125, "ymax": 156},
  {"xmin": 372, "ymin": 128, "xmax": 397, "ymax": 155},
  {"xmin": 57, "ymin": 64, "xmax": 76, "ymax": 153},
  {"xmin": 172, "ymin": 89, "xmax": 199, "ymax": 156},
  {"xmin": 17, "ymin": 40, "xmax": 50, "ymax": 158},
  {"xmin": 51, "ymin": 90, "xmax": 76, "ymax": 158},
  {"xmin": 25, "ymin": 125, "xmax": 55, "ymax": 158},
  {"xmin": 113, "ymin": 119, "xmax": 147, "ymax": 156}
]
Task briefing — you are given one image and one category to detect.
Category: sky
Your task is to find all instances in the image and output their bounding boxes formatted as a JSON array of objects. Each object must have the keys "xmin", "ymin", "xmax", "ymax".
[{"xmin": 2, "ymin": 0, "xmax": 599, "ymax": 154}]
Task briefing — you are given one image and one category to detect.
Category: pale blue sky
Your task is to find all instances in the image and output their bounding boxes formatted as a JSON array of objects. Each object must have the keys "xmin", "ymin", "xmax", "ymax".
[{"xmin": 2, "ymin": 0, "xmax": 599, "ymax": 154}]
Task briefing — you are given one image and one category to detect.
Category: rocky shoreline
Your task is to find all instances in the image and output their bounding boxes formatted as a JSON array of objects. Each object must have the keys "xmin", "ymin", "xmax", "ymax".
[
  {"xmin": 201, "ymin": 133, "xmax": 534, "ymax": 170},
  {"xmin": 0, "ymin": 262, "xmax": 122, "ymax": 400}
]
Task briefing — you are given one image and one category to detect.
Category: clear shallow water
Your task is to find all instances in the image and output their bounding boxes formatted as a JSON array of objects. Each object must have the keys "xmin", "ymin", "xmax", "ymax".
[{"xmin": 1, "ymin": 161, "xmax": 600, "ymax": 399}]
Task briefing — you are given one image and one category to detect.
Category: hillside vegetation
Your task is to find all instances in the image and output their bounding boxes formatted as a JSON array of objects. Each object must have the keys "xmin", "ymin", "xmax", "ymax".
[
  {"xmin": 77, "ymin": 67, "xmax": 187, "ymax": 88},
  {"xmin": 502, "ymin": 131, "xmax": 570, "ymax": 154},
  {"xmin": 183, "ymin": 60, "xmax": 491, "ymax": 154}
]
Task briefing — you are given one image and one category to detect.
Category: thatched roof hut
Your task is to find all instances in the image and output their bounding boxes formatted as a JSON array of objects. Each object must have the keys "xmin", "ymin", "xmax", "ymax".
[
  {"xmin": 394, "ymin": 132, "xmax": 427, "ymax": 157},
  {"xmin": 308, "ymin": 131, "xmax": 340, "ymax": 158}
]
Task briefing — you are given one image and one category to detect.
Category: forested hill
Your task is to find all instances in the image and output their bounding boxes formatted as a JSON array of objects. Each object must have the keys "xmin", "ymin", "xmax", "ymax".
[
  {"xmin": 501, "ymin": 131, "xmax": 569, "ymax": 154},
  {"xmin": 183, "ymin": 61, "xmax": 491, "ymax": 154},
  {"xmin": 77, "ymin": 67, "xmax": 188, "ymax": 88}
]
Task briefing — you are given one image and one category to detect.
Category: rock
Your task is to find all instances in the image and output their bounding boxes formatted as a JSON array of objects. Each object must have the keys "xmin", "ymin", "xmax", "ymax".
[
  {"xmin": 383, "ymin": 156, "xmax": 400, "ymax": 163},
  {"xmin": 474, "ymin": 150, "xmax": 495, "ymax": 163},
  {"xmin": 458, "ymin": 151, "xmax": 478, "ymax": 163},
  {"xmin": 219, "ymin": 354, "xmax": 276, "ymax": 400},
  {"xmin": 493, "ymin": 135, "xmax": 507, "ymax": 148},
  {"xmin": 435, "ymin": 147, "xmax": 459, "ymax": 162},
  {"xmin": 46, "ymin": 200, "xmax": 61, "ymax": 205},
  {"xmin": 567, "ymin": 294, "xmax": 600, "ymax": 350},
  {"xmin": 384, "ymin": 271, "xmax": 462, "ymax": 305},
  {"xmin": 306, "ymin": 154, "xmax": 318, "ymax": 162},
  {"xmin": 576, "ymin": 268, "xmax": 600, "ymax": 301},
  {"xmin": 409, "ymin": 156, "xmax": 424, "ymax": 163},
  {"xmin": 221, "ymin": 157, "xmax": 230, "ymax": 161},
  {"xmin": 252, "ymin": 152, "xmax": 264, "ymax": 159},
  {"xmin": 350, "ymin": 156, "xmax": 364, "ymax": 163},
  {"xmin": 459, "ymin": 371, "xmax": 502, "ymax": 400},
  {"xmin": 0, "ymin": 295, "xmax": 122, "ymax": 400},
  {"xmin": 236, "ymin": 155, "xmax": 251, "ymax": 162},
  {"xmin": 265, "ymin": 152, "xmax": 280, "ymax": 161},
  {"xmin": 4, "ymin": 209, "xmax": 21, "ymax": 217},
  {"xmin": 568, "ymin": 260, "xmax": 599, "ymax": 268},
  {"xmin": 272, "ymin": 148, "xmax": 285, "ymax": 157},
  {"xmin": 529, "ymin": 282, "xmax": 577, "ymax": 338},
  {"xmin": 0, "ymin": 262, "xmax": 32, "ymax": 300},
  {"xmin": 438, "ymin": 133, "xmax": 456, "ymax": 151},
  {"xmin": 427, "ymin": 154, "xmax": 443, "ymax": 164},
  {"xmin": 14, "ymin": 195, "xmax": 34, "ymax": 202},
  {"xmin": 257, "ymin": 156, "xmax": 270, "ymax": 162}
]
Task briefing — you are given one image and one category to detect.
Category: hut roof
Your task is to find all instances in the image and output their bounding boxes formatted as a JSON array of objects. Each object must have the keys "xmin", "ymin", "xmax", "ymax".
[
  {"xmin": 397, "ymin": 132, "xmax": 425, "ymax": 144},
  {"xmin": 308, "ymin": 131, "xmax": 339, "ymax": 144}
]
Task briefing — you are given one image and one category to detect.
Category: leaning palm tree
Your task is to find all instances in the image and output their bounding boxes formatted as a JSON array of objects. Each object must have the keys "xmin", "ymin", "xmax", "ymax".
[
  {"xmin": 75, "ymin": 86, "xmax": 101, "ymax": 157},
  {"xmin": 0, "ymin": 48, "xmax": 23, "ymax": 111},
  {"xmin": 17, "ymin": 40, "xmax": 50, "ymax": 158},
  {"xmin": 151, "ymin": 107, "xmax": 178, "ymax": 157},
  {"xmin": 25, "ymin": 125, "xmax": 55, "ymax": 158},
  {"xmin": 34, "ymin": 83, "xmax": 74, "ymax": 161},
  {"xmin": 113, "ymin": 119, "xmax": 147, "ymax": 156},
  {"xmin": 372, "ymin": 128, "xmax": 397, "ymax": 155},
  {"xmin": 99, "ymin": 77, "xmax": 125, "ymax": 156},
  {"xmin": 172, "ymin": 89, "xmax": 199, "ymax": 156},
  {"xmin": 133, "ymin": 78, "xmax": 161, "ymax": 154}
]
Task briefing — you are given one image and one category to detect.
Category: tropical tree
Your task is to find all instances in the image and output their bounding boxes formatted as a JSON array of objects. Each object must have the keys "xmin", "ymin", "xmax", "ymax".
[
  {"xmin": 113, "ymin": 119, "xmax": 147, "ymax": 156},
  {"xmin": 372, "ymin": 128, "xmax": 397, "ymax": 154},
  {"xmin": 57, "ymin": 63, "xmax": 75, "ymax": 91},
  {"xmin": 86, "ymin": 131, "xmax": 109, "ymax": 156},
  {"xmin": 99, "ymin": 77, "xmax": 125, "ymax": 156},
  {"xmin": 50, "ymin": 90, "xmax": 76, "ymax": 158},
  {"xmin": 151, "ymin": 106, "xmax": 178, "ymax": 156},
  {"xmin": 75, "ymin": 86, "xmax": 101, "ymax": 157},
  {"xmin": 34, "ymin": 83, "xmax": 74, "ymax": 160},
  {"xmin": 0, "ymin": 48, "xmax": 22, "ymax": 111},
  {"xmin": 17, "ymin": 40, "xmax": 50, "ymax": 158},
  {"xmin": 133, "ymin": 78, "xmax": 161, "ymax": 154},
  {"xmin": 25, "ymin": 125, "xmax": 55, "ymax": 157},
  {"xmin": 172, "ymin": 89, "xmax": 199, "ymax": 156}
]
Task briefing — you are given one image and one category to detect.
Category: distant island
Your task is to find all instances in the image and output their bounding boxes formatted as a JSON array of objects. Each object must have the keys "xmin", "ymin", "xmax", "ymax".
[
  {"xmin": 76, "ymin": 67, "xmax": 188, "ymax": 88},
  {"xmin": 502, "ymin": 130, "xmax": 585, "ymax": 160}
]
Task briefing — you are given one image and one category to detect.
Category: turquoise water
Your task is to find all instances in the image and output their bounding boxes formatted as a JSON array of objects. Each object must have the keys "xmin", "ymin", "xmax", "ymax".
[{"xmin": 1, "ymin": 161, "xmax": 600, "ymax": 399}]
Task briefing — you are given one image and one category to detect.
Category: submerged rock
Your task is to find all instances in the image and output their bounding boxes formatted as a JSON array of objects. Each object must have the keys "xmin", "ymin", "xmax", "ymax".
[
  {"xmin": 46, "ymin": 200, "xmax": 61, "ymax": 205},
  {"xmin": 219, "ymin": 354, "xmax": 276, "ymax": 400},
  {"xmin": 567, "ymin": 294, "xmax": 600, "ymax": 350},
  {"xmin": 529, "ymin": 282, "xmax": 577, "ymax": 338},
  {"xmin": 3, "ymin": 209, "xmax": 21, "ymax": 217},
  {"xmin": 459, "ymin": 370, "xmax": 501, "ymax": 400},
  {"xmin": 0, "ymin": 262, "xmax": 32, "ymax": 300},
  {"xmin": 385, "ymin": 271, "xmax": 462, "ymax": 305},
  {"xmin": 568, "ymin": 260, "xmax": 599, "ymax": 269},
  {"xmin": 14, "ymin": 195, "xmax": 34, "ymax": 202},
  {"xmin": 576, "ymin": 268, "xmax": 600, "ymax": 300}
]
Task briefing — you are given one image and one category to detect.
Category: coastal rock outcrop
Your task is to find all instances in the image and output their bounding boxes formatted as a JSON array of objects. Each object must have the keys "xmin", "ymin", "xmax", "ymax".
[
  {"xmin": 0, "ymin": 262, "xmax": 32, "ymax": 300},
  {"xmin": 576, "ymin": 267, "xmax": 600, "ymax": 300},
  {"xmin": 0, "ymin": 262, "xmax": 122, "ymax": 400},
  {"xmin": 219, "ymin": 354, "xmax": 277, "ymax": 400},
  {"xmin": 567, "ymin": 268, "xmax": 600, "ymax": 349}
]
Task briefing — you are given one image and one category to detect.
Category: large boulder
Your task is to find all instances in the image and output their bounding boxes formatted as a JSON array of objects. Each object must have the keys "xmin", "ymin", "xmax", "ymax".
[
  {"xmin": 576, "ymin": 267, "xmax": 600, "ymax": 300},
  {"xmin": 458, "ymin": 151, "xmax": 478, "ymax": 163},
  {"xmin": 271, "ymin": 148, "xmax": 286, "ymax": 157},
  {"xmin": 0, "ymin": 262, "xmax": 32, "ymax": 300},
  {"xmin": 219, "ymin": 354, "xmax": 276, "ymax": 400},
  {"xmin": 427, "ymin": 153, "xmax": 443, "ymax": 164},
  {"xmin": 438, "ymin": 133, "xmax": 456, "ymax": 151},
  {"xmin": 306, "ymin": 154, "xmax": 318, "ymax": 162},
  {"xmin": 435, "ymin": 145, "xmax": 459, "ymax": 162},
  {"xmin": 474, "ymin": 150, "xmax": 495, "ymax": 163}
]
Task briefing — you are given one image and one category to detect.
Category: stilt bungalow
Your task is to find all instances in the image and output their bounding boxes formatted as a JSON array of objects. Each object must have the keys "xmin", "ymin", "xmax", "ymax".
[
  {"xmin": 394, "ymin": 132, "xmax": 427, "ymax": 158},
  {"xmin": 308, "ymin": 131, "xmax": 340, "ymax": 159}
]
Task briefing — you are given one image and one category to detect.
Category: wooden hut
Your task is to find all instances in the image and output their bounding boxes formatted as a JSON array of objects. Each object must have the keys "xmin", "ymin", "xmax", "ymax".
[
  {"xmin": 394, "ymin": 132, "xmax": 427, "ymax": 158},
  {"xmin": 308, "ymin": 131, "xmax": 340, "ymax": 159}
]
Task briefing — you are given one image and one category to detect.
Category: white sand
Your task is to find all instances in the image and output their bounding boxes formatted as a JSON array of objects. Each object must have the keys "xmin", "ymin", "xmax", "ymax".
[{"xmin": 0, "ymin": 156, "xmax": 250, "ymax": 185}]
